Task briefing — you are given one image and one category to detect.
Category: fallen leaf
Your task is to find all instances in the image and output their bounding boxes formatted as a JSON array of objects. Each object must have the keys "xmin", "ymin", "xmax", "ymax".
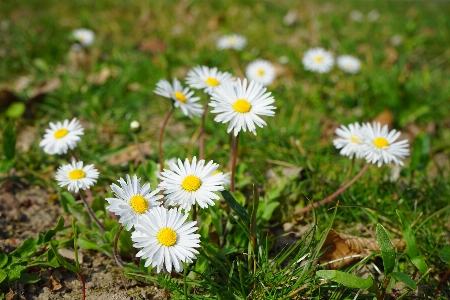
[
  {"xmin": 105, "ymin": 142, "xmax": 154, "ymax": 166},
  {"xmin": 47, "ymin": 275, "xmax": 63, "ymax": 292},
  {"xmin": 319, "ymin": 229, "xmax": 405, "ymax": 269},
  {"xmin": 137, "ymin": 38, "xmax": 167, "ymax": 54},
  {"xmin": 5, "ymin": 288, "xmax": 15, "ymax": 300},
  {"xmin": 88, "ymin": 67, "xmax": 111, "ymax": 85},
  {"xmin": 373, "ymin": 108, "xmax": 393, "ymax": 128},
  {"xmin": 383, "ymin": 46, "xmax": 398, "ymax": 66},
  {"xmin": 29, "ymin": 78, "xmax": 61, "ymax": 98}
]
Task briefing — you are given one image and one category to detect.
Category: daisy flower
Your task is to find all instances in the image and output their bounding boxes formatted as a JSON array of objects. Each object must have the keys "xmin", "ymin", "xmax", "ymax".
[
  {"xmin": 39, "ymin": 118, "xmax": 84, "ymax": 155},
  {"xmin": 72, "ymin": 28, "xmax": 95, "ymax": 47},
  {"xmin": 302, "ymin": 47, "xmax": 334, "ymax": 74},
  {"xmin": 185, "ymin": 66, "xmax": 233, "ymax": 95},
  {"xmin": 154, "ymin": 78, "xmax": 203, "ymax": 119},
  {"xmin": 106, "ymin": 174, "xmax": 163, "ymax": 231},
  {"xmin": 56, "ymin": 160, "xmax": 99, "ymax": 193},
  {"xmin": 216, "ymin": 34, "xmax": 247, "ymax": 51},
  {"xmin": 361, "ymin": 122, "xmax": 410, "ymax": 167},
  {"xmin": 245, "ymin": 59, "xmax": 276, "ymax": 86},
  {"xmin": 333, "ymin": 122, "xmax": 366, "ymax": 159},
  {"xmin": 132, "ymin": 207, "xmax": 201, "ymax": 273},
  {"xmin": 158, "ymin": 157, "xmax": 226, "ymax": 212},
  {"xmin": 209, "ymin": 78, "xmax": 276, "ymax": 136},
  {"xmin": 337, "ymin": 55, "xmax": 361, "ymax": 74}
]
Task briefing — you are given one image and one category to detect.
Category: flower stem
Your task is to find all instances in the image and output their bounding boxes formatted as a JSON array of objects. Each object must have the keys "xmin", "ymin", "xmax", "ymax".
[
  {"xmin": 230, "ymin": 133, "xmax": 240, "ymax": 192},
  {"xmin": 434, "ymin": 267, "xmax": 450, "ymax": 299},
  {"xmin": 192, "ymin": 204, "xmax": 197, "ymax": 223},
  {"xmin": 132, "ymin": 133, "xmax": 147, "ymax": 167},
  {"xmin": 114, "ymin": 225, "xmax": 124, "ymax": 267},
  {"xmin": 79, "ymin": 190, "xmax": 104, "ymax": 232},
  {"xmin": 159, "ymin": 107, "xmax": 175, "ymax": 175},
  {"xmin": 78, "ymin": 271, "xmax": 86, "ymax": 300},
  {"xmin": 293, "ymin": 162, "xmax": 371, "ymax": 215},
  {"xmin": 199, "ymin": 96, "xmax": 209, "ymax": 160}
]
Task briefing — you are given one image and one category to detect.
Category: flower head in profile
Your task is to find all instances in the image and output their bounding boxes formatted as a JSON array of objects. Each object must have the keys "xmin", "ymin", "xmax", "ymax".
[
  {"xmin": 40, "ymin": 118, "xmax": 84, "ymax": 155},
  {"xmin": 132, "ymin": 207, "xmax": 201, "ymax": 273},
  {"xmin": 209, "ymin": 78, "xmax": 276, "ymax": 136},
  {"xmin": 361, "ymin": 122, "xmax": 410, "ymax": 167},
  {"xmin": 158, "ymin": 157, "xmax": 226, "ymax": 212},
  {"xmin": 106, "ymin": 174, "xmax": 163, "ymax": 231},
  {"xmin": 217, "ymin": 34, "xmax": 247, "ymax": 51},
  {"xmin": 333, "ymin": 122, "xmax": 366, "ymax": 159},
  {"xmin": 302, "ymin": 47, "xmax": 334, "ymax": 74},
  {"xmin": 154, "ymin": 78, "xmax": 203, "ymax": 119},
  {"xmin": 245, "ymin": 59, "xmax": 276, "ymax": 86},
  {"xmin": 56, "ymin": 160, "xmax": 99, "ymax": 193},
  {"xmin": 337, "ymin": 55, "xmax": 361, "ymax": 74},
  {"xmin": 186, "ymin": 66, "xmax": 233, "ymax": 95},
  {"xmin": 72, "ymin": 28, "xmax": 95, "ymax": 47}
]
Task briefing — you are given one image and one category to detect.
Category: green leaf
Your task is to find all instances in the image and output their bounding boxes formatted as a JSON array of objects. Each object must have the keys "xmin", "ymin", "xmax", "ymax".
[
  {"xmin": 409, "ymin": 132, "xmax": 430, "ymax": 171},
  {"xmin": 5, "ymin": 102, "xmax": 26, "ymax": 119},
  {"xmin": 0, "ymin": 269, "xmax": 7, "ymax": 284},
  {"xmin": 439, "ymin": 245, "xmax": 450, "ymax": 264},
  {"xmin": 0, "ymin": 254, "xmax": 8, "ymax": 269},
  {"xmin": 0, "ymin": 159, "xmax": 15, "ymax": 174},
  {"xmin": 118, "ymin": 228, "xmax": 134, "ymax": 257},
  {"xmin": 390, "ymin": 272, "xmax": 417, "ymax": 290},
  {"xmin": 38, "ymin": 216, "xmax": 65, "ymax": 245},
  {"xmin": 6, "ymin": 264, "xmax": 27, "ymax": 281},
  {"xmin": 77, "ymin": 236, "xmax": 103, "ymax": 252},
  {"xmin": 316, "ymin": 270, "xmax": 373, "ymax": 290},
  {"xmin": 49, "ymin": 241, "xmax": 78, "ymax": 273},
  {"xmin": 220, "ymin": 190, "xmax": 249, "ymax": 223},
  {"xmin": 410, "ymin": 256, "xmax": 428, "ymax": 275},
  {"xmin": 2, "ymin": 122, "xmax": 17, "ymax": 160},
  {"xmin": 10, "ymin": 237, "xmax": 37, "ymax": 260},
  {"xmin": 18, "ymin": 272, "xmax": 41, "ymax": 284},
  {"xmin": 376, "ymin": 224, "xmax": 396, "ymax": 275},
  {"xmin": 258, "ymin": 202, "xmax": 279, "ymax": 222},
  {"xmin": 59, "ymin": 191, "xmax": 76, "ymax": 213}
]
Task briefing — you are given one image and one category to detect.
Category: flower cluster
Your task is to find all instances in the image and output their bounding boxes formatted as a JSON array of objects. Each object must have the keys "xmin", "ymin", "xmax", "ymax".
[
  {"xmin": 302, "ymin": 47, "xmax": 362, "ymax": 74},
  {"xmin": 333, "ymin": 122, "xmax": 410, "ymax": 167}
]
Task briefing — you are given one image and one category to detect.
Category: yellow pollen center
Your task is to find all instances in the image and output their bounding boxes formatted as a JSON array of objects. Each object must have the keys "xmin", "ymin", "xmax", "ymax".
[
  {"xmin": 233, "ymin": 99, "xmax": 251, "ymax": 113},
  {"xmin": 373, "ymin": 137, "xmax": 389, "ymax": 148},
  {"xmin": 205, "ymin": 77, "xmax": 220, "ymax": 86},
  {"xmin": 181, "ymin": 175, "xmax": 202, "ymax": 191},
  {"xmin": 130, "ymin": 195, "xmax": 149, "ymax": 214},
  {"xmin": 174, "ymin": 91, "xmax": 187, "ymax": 103},
  {"xmin": 257, "ymin": 69, "xmax": 265, "ymax": 76},
  {"xmin": 54, "ymin": 129, "xmax": 68, "ymax": 139},
  {"xmin": 157, "ymin": 227, "xmax": 177, "ymax": 246},
  {"xmin": 315, "ymin": 56, "xmax": 323, "ymax": 63},
  {"xmin": 68, "ymin": 169, "xmax": 85, "ymax": 180},
  {"xmin": 350, "ymin": 135, "xmax": 363, "ymax": 144}
]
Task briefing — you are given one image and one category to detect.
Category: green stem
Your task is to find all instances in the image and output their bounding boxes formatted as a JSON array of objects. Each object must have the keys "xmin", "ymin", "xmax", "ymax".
[
  {"xmin": 199, "ymin": 95, "xmax": 209, "ymax": 160},
  {"xmin": 114, "ymin": 225, "xmax": 124, "ymax": 267},
  {"xmin": 79, "ymin": 190, "xmax": 104, "ymax": 232},
  {"xmin": 230, "ymin": 133, "xmax": 240, "ymax": 192},
  {"xmin": 159, "ymin": 107, "xmax": 174, "ymax": 176}
]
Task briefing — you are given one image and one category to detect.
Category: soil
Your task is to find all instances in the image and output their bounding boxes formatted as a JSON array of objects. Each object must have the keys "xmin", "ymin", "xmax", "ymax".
[{"xmin": 0, "ymin": 180, "xmax": 168, "ymax": 300}]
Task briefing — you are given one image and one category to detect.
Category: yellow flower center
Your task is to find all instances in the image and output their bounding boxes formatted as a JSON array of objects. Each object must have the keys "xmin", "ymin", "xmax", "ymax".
[
  {"xmin": 157, "ymin": 227, "xmax": 177, "ymax": 246},
  {"xmin": 315, "ymin": 56, "xmax": 323, "ymax": 63},
  {"xmin": 257, "ymin": 69, "xmax": 265, "ymax": 76},
  {"xmin": 54, "ymin": 129, "xmax": 68, "ymax": 139},
  {"xmin": 350, "ymin": 135, "xmax": 363, "ymax": 144},
  {"xmin": 228, "ymin": 36, "xmax": 236, "ymax": 44},
  {"xmin": 233, "ymin": 99, "xmax": 251, "ymax": 113},
  {"xmin": 205, "ymin": 77, "xmax": 220, "ymax": 86},
  {"xmin": 68, "ymin": 169, "xmax": 85, "ymax": 180},
  {"xmin": 373, "ymin": 137, "xmax": 389, "ymax": 148},
  {"xmin": 181, "ymin": 175, "xmax": 202, "ymax": 191},
  {"xmin": 174, "ymin": 91, "xmax": 187, "ymax": 103},
  {"xmin": 130, "ymin": 194, "xmax": 149, "ymax": 214}
]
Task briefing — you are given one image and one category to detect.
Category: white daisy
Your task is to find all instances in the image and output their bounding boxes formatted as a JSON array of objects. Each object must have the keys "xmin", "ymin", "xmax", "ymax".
[
  {"xmin": 216, "ymin": 34, "xmax": 247, "ymax": 51},
  {"xmin": 158, "ymin": 157, "xmax": 226, "ymax": 212},
  {"xmin": 302, "ymin": 47, "xmax": 334, "ymax": 74},
  {"xmin": 132, "ymin": 207, "xmax": 200, "ymax": 273},
  {"xmin": 209, "ymin": 78, "xmax": 276, "ymax": 136},
  {"xmin": 337, "ymin": 55, "xmax": 361, "ymax": 74},
  {"xmin": 39, "ymin": 118, "xmax": 84, "ymax": 155},
  {"xmin": 361, "ymin": 122, "xmax": 410, "ymax": 167},
  {"xmin": 105, "ymin": 174, "xmax": 163, "ymax": 231},
  {"xmin": 333, "ymin": 122, "xmax": 366, "ymax": 159},
  {"xmin": 55, "ymin": 160, "xmax": 99, "ymax": 193},
  {"xmin": 245, "ymin": 59, "xmax": 276, "ymax": 86},
  {"xmin": 154, "ymin": 78, "xmax": 203, "ymax": 119},
  {"xmin": 185, "ymin": 66, "xmax": 233, "ymax": 95},
  {"xmin": 72, "ymin": 28, "xmax": 95, "ymax": 47}
]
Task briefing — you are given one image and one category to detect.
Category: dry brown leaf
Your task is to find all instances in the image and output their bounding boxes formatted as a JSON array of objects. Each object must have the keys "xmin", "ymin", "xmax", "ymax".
[
  {"xmin": 319, "ymin": 229, "xmax": 405, "ymax": 269},
  {"xmin": 5, "ymin": 288, "xmax": 15, "ymax": 300},
  {"xmin": 106, "ymin": 142, "xmax": 154, "ymax": 166},
  {"xmin": 17, "ymin": 126, "xmax": 37, "ymax": 152},
  {"xmin": 87, "ymin": 67, "xmax": 112, "ymax": 85},
  {"xmin": 29, "ymin": 78, "xmax": 61, "ymax": 98},
  {"xmin": 47, "ymin": 275, "xmax": 63, "ymax": 291},
  {"xmin": 373, "ymin": 108, "xmax": 393, "ymax": 128},
  {"xmin": 384, "ymin": 46, "xmax": 398, "ymax": 66},
  {"xmin": 137, "ymin": 38, "xmax": 167, "ymax": 54}
]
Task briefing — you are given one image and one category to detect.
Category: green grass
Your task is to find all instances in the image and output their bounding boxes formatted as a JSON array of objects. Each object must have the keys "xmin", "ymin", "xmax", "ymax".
[{"xmin": 1, "ymin": 0, "xmax": 450, "ymax": 298}]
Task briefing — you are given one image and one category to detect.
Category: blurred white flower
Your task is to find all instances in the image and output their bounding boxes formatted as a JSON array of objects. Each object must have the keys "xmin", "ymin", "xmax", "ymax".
[
  {"xmin": 337, "ymin": 55, "xmax": 361, "ymax": 74},
  {"xmin": 245, "ymin": 59, "xmax": 276, "ymax": 86},
  {"xmin": 349, "ymin": 10, "xmax": 364, "ymax": 22},
  {"xmin": 40, "ymin": 118, "xmax": 84, "ymax": 155},
  {"xmin": 72, "ymin": 28, "xmax": 95, "ymax": 47},
  {"xmin": 302, "ymin": 48, "xmax": 334, "ymax": 74},
  {"xmin": 186, "ymin": 66, "xmax": 233, "ymax": 95},
  {"xmin": 333, "ymin": 122, "xmax": 366, "ymax": 159},
  {"xmin": 217, "ymin": 34, "xmax": 247, "ymax": 51},
  {"xmin": 390, "ymin": 35, "xmax": 403, "ymax": 46},
  {"xmin": 367, "ymin": 10, "xmax": 380, "ymax": 22}
]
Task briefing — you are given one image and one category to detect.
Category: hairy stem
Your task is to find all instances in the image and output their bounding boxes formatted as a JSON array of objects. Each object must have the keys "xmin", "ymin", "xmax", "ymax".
[
  {"xmin": 114, "ymin": 225, "xmax": 124, "ymax": 267},
  {"xmin": 79, "ymin": 190, "xmax": 104, "ymax": 232},
  {"xmin": 159, "ymin": 107, "xmax": 175, "ymax": 175}
]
